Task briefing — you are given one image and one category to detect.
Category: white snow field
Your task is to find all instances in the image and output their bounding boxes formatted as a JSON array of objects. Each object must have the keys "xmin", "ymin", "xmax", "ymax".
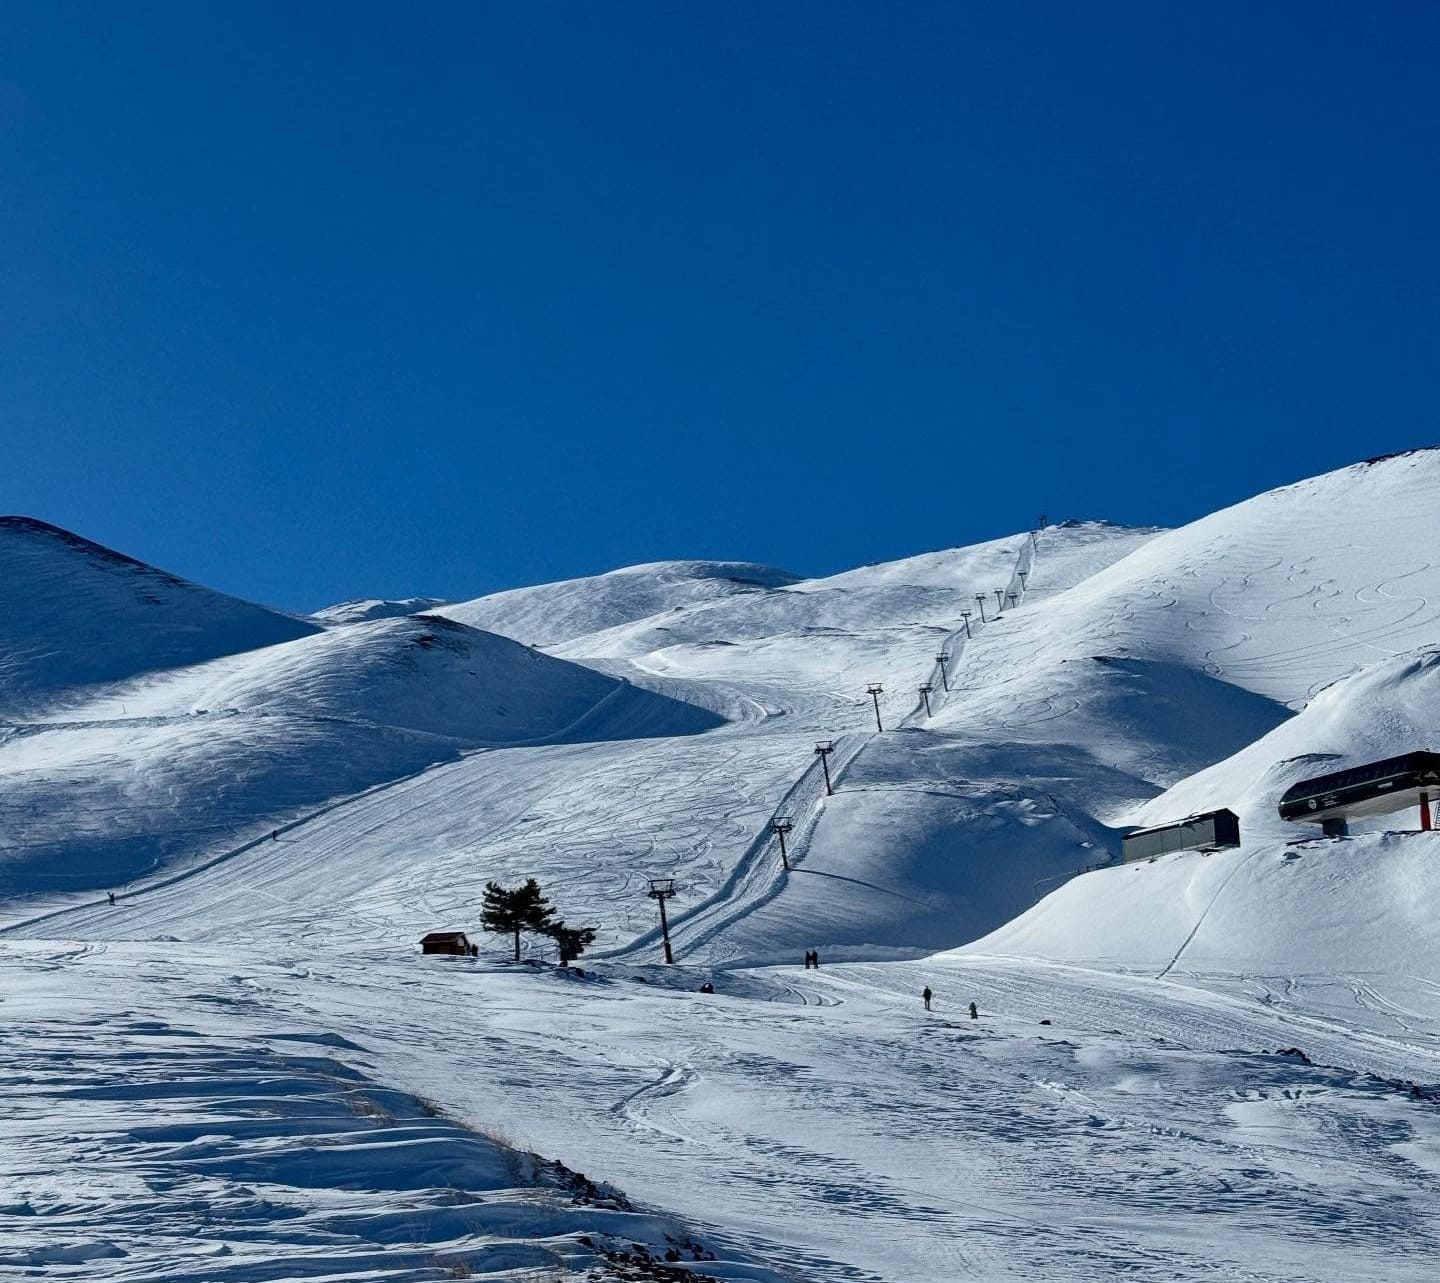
[{"xmin": 3, "ymin": 447, "xmax": 1440, "ymax": 1280}]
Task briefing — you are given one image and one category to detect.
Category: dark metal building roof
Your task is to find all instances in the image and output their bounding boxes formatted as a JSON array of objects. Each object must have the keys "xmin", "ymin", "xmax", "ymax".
[{"xmin": 1278, "ymin": 751, "xmax": 1440, "ymax": 823}]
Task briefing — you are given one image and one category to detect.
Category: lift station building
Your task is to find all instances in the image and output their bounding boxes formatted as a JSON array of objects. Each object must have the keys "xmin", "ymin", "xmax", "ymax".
[
  {"xmin": 1122, "ymin": 809, "xmax": 1241, "ymax": 863},
  {"xmin": 1278, "ymin": 751, "xmax": 1440, "ymax": 837}
]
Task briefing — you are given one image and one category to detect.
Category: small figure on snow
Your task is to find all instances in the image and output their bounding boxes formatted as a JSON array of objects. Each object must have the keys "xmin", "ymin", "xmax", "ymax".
[
  {"xmin": 803, "ymin": 949, "xmax": 818, "ymax": 969},
  {"xmin": 812, "ymin": 950, "xmax": 821, "ymax": 968},
  {"xmin": 107, "ymin": 891, "xmax": 116, "ymax": 907},
  {"xmin": 969, "ymin": 1001, "xmax": 979, "ymax": 1020},
  {"xmin": 699, "ymin": 981, "xmax": 715, "ymax": 994},
  {"xmin": 922, "ymin": 986, "xmax": 933, "ymax": 1011},
  {"xmin": 272, "ymin": 830, "xmax": 280, "ymax": 842}
]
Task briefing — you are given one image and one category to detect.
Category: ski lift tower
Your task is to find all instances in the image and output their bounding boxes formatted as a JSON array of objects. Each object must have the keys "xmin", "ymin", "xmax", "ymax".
[
  {"xmin": 866, "ymin": 683, "xmax": 885, "ymax": 733},
  {"xmin": 647, "ymin": 878, "xmax": 678, "ymax": 964},
  {"xmin": 770, "ymin": 817, "xmax": 795, "ymax": 870},
  {"xmin": 815, "ymin": 740, "xmax": 836, "ymax": 795}
]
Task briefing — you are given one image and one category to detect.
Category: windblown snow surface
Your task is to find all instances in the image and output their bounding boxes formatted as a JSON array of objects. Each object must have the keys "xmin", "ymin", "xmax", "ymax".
[
  {"xmin": 312, "ymin": 597, "xmax": 452, "ymax": 625},
  {"xmin": 3, "ymin": 448, "xmax": 1440, "ymax": 1281}
]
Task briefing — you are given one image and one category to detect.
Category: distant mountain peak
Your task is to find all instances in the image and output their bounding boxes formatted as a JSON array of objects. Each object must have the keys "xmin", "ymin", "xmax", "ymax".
[
  {"xmin": 0, "ymin": 515, "xmax": 187, "ymax": 583},
  {"xmin": 312, "ymin": 596, "xmax": 452, "ymax": 625}
]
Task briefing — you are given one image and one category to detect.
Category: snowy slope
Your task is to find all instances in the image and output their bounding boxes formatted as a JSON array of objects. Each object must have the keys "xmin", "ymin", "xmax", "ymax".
[
  {"xmin": 0, "ymin": 516, "xmax": 319, "ymax": 717},
  {"xmin": 0, "ymin": 942, "xmax": 788, "ymax": 1283},
  {"xmin": 12, "ymin": 938, "xmax": 1440, "ymax": 1283},
  {"xmin": 313, "ymin": 596, "xmax": 451, "ymax": 624},
  {"xmin": 2, "ymin": 522, "xmax": 1159, "ymax": 964},
  {"xmin": 965, "ymin": 646, "xmax": 1440, "ymax": 973},
  {"xmin": 551, "ymin": 532, "xmax": 1113, "ymax": 729},
  {"xmin": 0, "ymin": 614, "xmax": 721, "ymax": 901},
  {"xmin": 617, "ymin": 451, "xmax": 1439, "ymax": 966},
  {"xmin": 934, "ymin": 450, "xmax": 1440, "ymax": 738},
  {"xmin": 30, "ymin": 613, "xmax": 718, "ymax": 743},
  {"xmin": 8, "ymin": 456, "xmax": 1440, "ymax": 1283},
  {"xmin": 442, "ymin": 559, "xmax": 802, "ymax": 647},
  {"xmin": 5, "ymin": 451, "xmax": 1436, "ymax": 965}
]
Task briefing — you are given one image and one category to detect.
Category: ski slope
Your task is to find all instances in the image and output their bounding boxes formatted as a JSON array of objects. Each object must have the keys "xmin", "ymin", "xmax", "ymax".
[
  {"xmin": 933, "ymin": 451, "xmax": 1440, "ymax": 742},
  {"xmin": 4, "ymin": 449, "xmax": 1440, "ymax": 1281},
  {"xmin": 0, "ymin": 614, "xmax": 720, "ymax": 901},
  {"xmin": 9, "ymin": 938, "xmax": 1439, "ymax": 1283},
  {"xmin": 1, "ymin": 517, "xmax": 1157, "ymax": 950}
]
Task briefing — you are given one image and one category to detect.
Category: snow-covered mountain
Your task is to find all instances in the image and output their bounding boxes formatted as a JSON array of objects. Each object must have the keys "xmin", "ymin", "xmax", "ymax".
[
  {"xmin": 5, "ymin": 450, "xmax": 1437, "ymax": 957},
  {"xmin": 312, "ymin": 596, "xmax": 451, "ymax": 624},
  {"xmin": 940, "ymin": 448, "xmax": 1440, "ymax": 714},
  {"xmin": 7, "ymin": 450, "xmax": 1440, "ymax": 1283},
  {"xmin": 0, "ymin": 611, "xmax": 720, "ymax": 899},
  {"xmin": 440, "ymin": 559, "xmax": 802, "ymax": 646},
  {"xmin": 0, "ymin": 516, "xmax": 318, "ymax": 718}
]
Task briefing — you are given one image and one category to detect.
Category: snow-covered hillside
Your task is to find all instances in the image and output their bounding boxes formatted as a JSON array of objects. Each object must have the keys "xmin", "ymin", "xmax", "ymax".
[
  {"xmin": 5, "ymin": 452, "xmax": 1436, "ymax": 966},
  {"xmin": 965, "ymin": 645, "xmax": 1440, "ymax": 973},
  {"xmin": 442, "ymin": 559, "xmax": 802, "ymax": 647},
  {"xmin": 6, "ymin": 450, "xmax": 1440, "ymax": 1283},
  {"xmin": 0, "ymin": 614, "xmax": 720, "ymax": 900},
  {"xmin": 935, "ymin": 450, "xmax": 1440, "ymax": 743},
  {"xmin": 31, "ymin": 613, "xmax": 718, "ymax": 744},
  {"xmin": 313, "ymin": 596, "xmax": 451, "ymax": 624},
  {"xmin": 0, "ymin": 516, "xmax": 318, "ymax": 717},
  {"xmin": 551, "ymin": 533, "xmax": 1066, "ymax": 727}
]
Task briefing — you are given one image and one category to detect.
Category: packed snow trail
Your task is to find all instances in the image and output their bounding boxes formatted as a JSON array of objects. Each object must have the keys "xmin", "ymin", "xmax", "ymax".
[
  {"xmin": 616, "ymin": 538, "xmax": 1046, "ymax": 966},
  {"xmin": 901, "ymin": 532, "xmax": 1036, "ymax": 727},
  {"xmin": 627, "ymin": 529, "xmax": 1071, "ymax": 961},
  {"xmin": 611, "ymin": 731, "xmax": 874, "ymax": 963}
]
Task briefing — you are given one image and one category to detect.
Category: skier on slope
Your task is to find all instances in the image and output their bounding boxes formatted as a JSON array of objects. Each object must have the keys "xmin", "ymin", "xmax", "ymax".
[
  {"xmin": 922, "ymin": 986, "xmax": 933, "ymax": 1011},
  {"xmin": 969, "ymin": 1001, "xmax": 979, "ymax": 1020},
  {"xmin": 107, "ymin": 891, "xmax": 116, "ymax": 906}
]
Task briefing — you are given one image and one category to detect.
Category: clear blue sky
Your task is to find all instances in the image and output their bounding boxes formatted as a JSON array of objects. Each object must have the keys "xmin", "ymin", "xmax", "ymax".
[{"xmin": 3, "ymin": 2, "xmax": 1437, "ymax": 611}]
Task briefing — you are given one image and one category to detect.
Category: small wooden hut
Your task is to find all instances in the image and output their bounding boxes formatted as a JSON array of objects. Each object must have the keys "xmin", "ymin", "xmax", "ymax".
[{"xmin": 420, "ymin": 931, "xmax": 474, "ymax": 956}]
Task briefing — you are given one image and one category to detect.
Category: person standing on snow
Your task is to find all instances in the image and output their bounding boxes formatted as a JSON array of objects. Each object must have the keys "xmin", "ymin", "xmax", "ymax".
[
  {"xmin": 107, "ymin": 891, "xmax": 116, "ymax": 906},
  {"xmin": 969, "ymin": 1001, "xmax": 979, "ymax": 1020},
  {"xmin": 922, "ymin": 986, "xmax": 933, "ymax": 1011}
]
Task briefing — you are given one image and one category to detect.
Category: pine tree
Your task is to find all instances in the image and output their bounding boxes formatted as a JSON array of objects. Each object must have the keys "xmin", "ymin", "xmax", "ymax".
[
  {"xmin": 545, "ymin": 922, "xmax": 598, "ymax": 965},
  {"xmin": 479, "ymin": 878, "xmax": 556, "ymax": 961}
]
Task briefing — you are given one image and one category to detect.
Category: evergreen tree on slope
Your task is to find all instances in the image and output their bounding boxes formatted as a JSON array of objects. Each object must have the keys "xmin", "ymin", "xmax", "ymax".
[{"xmin": 480, "ymin": 878, "xmax": 556, "ymax": 961}]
